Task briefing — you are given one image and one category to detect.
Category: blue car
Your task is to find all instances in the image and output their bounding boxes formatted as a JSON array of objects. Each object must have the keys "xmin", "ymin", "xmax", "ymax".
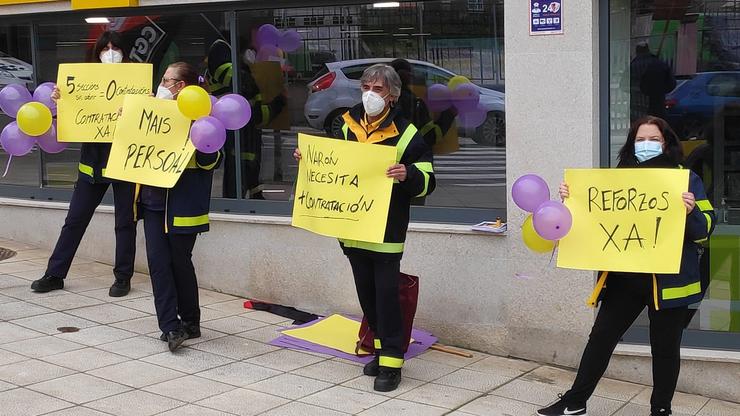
[{"xmin": 665, "ymin": 71, "xmax": 740, "ymax": 139}]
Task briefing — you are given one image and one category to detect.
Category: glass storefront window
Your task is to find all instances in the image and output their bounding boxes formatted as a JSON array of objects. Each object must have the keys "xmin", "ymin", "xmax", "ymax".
[
  {"xmin": 610, "ymin": 0, "xmax": 740, "ymax": 348},
  {"xmin": 0, "ymin": 24, "xmax": 39, "ymax": 187}
]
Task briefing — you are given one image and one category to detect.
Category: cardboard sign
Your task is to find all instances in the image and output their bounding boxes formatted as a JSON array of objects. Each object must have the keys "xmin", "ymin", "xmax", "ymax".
[
  {"xmin": 56, "ymin": 63, "xmax": 153, "ymax": 142},
  {"xmin": 250, "ymin": 61, "xmax": 290, "ymax": 131},
  {"xmin": 557, "ymin": 168, "xmax": 690, "ymax": 274},
  {"xmin": 103, "ymin": 95, "xmax": 194, "ymax": 188},
  {"xmin": 292, "ymin": 133, "xmax": 395, "ymax": 243}
]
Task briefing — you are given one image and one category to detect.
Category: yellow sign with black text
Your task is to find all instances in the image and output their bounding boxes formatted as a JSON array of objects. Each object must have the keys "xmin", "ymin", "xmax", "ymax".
[
  {"xmin": 557, "ymin": 168, "xmax": 689, "ymax": 274},
  {"xmin": 291, "ymin": 133, "xmax": 395, "ymax": 243},
  {"xmin": 56, "ymin": 63, "xmax": 152, "ymax": 143},
  {"xmin": 0, "ymin": 0, "xmax": 137, "ymax": 8},
  {"xmin": 103, "ymin": 95, "xmax": 194, "ymax": 188}
]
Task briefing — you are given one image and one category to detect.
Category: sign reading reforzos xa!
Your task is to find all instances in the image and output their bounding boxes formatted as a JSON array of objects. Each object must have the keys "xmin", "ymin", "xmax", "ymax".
[{"xmin": 0, "ymin": 0, "xmax": 138, "ymax": 9}]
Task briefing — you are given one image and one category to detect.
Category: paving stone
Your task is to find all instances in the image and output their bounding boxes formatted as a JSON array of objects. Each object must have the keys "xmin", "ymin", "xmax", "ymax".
[
  {"xmin": 142, "ymin": 375, "xmax": 236, "ymax": 403},
  {"xmin": 300, "ymin": 385, "xmax": 388, "ymax": 414},
  {"xmin": 141, "ymin": 348, "xmax": 235, "ymax": 374},
  {"xmin": 416, "ymin": 348, "xmax": 489, "ymax": 368},
  {"xmin": 244, "ymin": 349, "xmax": 327, "ymax": 372},
  {"xmin": 195, "ymin": 388, "xmax": 289, "ymax": 415},
  {"xmin": 342, "ymin": 374, "xmax": 426, "ymax": 398},
  {"xmin": 190, "ymin": 335, "xmax": 278, "ymax": 360},
  {"xmin": 465, "ymin": 355, "xmax": 540, "ymax": 378},
  {"xmin": 240, "ymin": 310, "xmax": 292, "ymax": 324},
  {"xmin": 697, "ymin": 399, "xmax": 740, "ymax": 416},
  {"xmin": 398, "ymin": 382, "xmax": 483, "ymax": 409},
  {"xmin": 460, "ymin": 394, "xmax": 540, "ymax": 416},
  {"xmin": 0, "ymin": 274, "xmax": 34, "ymax": 289},
  {"xmin": 521, "ymin": 365, "xmax": 577, "ymax": 389},
  {"xmin": 0, "ymin": 349, "xmax": 29, "ymax": 366},
  {"xmin": 0, "ymin": 359, "xmax": 75, "ymax": 386},
  {"xmin": 0, "ymin": 321, "xmax": 44, "ymax": 344},
  {"xmin": 434, "ymin": 368, "xmax": 513, "ymax": 392},
  {"xmin": 11, "ymin": 312, "xmax": 98, "ymax": 335},
  {"xmin": 96, "ymin": 335, "xmax": 167, "ymax": 359},
  {"xmin": 27, "ymin": 373, "xmax": 131, "ymax": 404},
  {"xmin": 157, "ymin": 404, "xmax": 234, "ymax": 416},
  {"xmin": 586, "ymin": 395, "xmax": 627, "ymax": 416},
  {"xmin": 42, "ymin": 407, "xmax": 112, "ymax": 416},
  {"xmin": 0, "ymin": 387, "xmax": 72, "ymax": 415},
  {"xmin": 203, "ymin": 299, "xmax": 251, "ymax": 315},
  {"xmin": 56, "ymin": 278, "xmax": 112, "ymax": 294},
  {"xmin": 0, "ymin": 260, "xmax": 46, "ymax": 275},
  {"xmin": 261, "ymin": 401, "xmax": 350, "ymax": 416},
  {"xmin": 633, "ymin": 388, "xmax": 710, "ymax": 415},
  {"xmin": 235, "ymin": 324, "xmax": 285, "ymax": 343},
  {"xmin": 27, "ymin": 292, "xmax": 103, "ymax": 311},
  {"xmin": 402, "ymin": 357, "xmax": 460, "ymax": 382},
  {"xmin": 291, "ymin": 359, "xmax": 365, "ymax": 384},
  {"xmin": 43, "ymin": 347, "xmax": 129, "ymax": 371},
  {"xmin": 64, "ymin": 303, "xmax": 148, "ymax": 325},
  {"xmin": 196, "ymin": 361, "xmax": 282, "ymax": 388},
  {"xmin": 613, "ymin": 403, "xmax": 693, "ymax": 416},
  {"xmin": 356, "ymin": 398, "xmax": 448, "ymax": 416},
  {"xmin": 197, "ymin": 289, "xmax": 239, "ymax": 306},
  {"xmin": 112, "ymin": 297, "xmax": 156, "ymax": 314},
  {"xmin": 75, "ymin": 287, "xmax": 150, "ymax": 302},
  {"xmin": 0, "ymin": 300, "xmax": 54, "ymax": 320},
  {"xmin": 86, "ymin": 389, "xmax": 184, "ymax": 416},
  {"xmin": 55, "ymin": 325, "xmax": 136, "ymax": 346},
  {"xmin": 89, "ymin": 360, "xmax": 186, "ymax": 388},
  {"xmin": 593, "ymin": 377, "xmax": 645, "ymax": 402},
  {"xmin": 201, "ymin": 315, "xmax": 268, "ymax": 334},
  {"xmin": 109, "ymin": 316, "xmax": 160, "ymax": 336},
  {"xmin": 1, "ymin": 335, "xmax": 84, "ymax": 358},
  {"xmin": 491, "ymin": 378, "xmax": 561, "ymax": 406},
  {"xmin": 247, "ymin": 373, "xmax": 333, "ymax": 400}
]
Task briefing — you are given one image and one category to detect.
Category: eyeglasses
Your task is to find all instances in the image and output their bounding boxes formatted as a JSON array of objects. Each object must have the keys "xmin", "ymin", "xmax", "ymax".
[{"xmin": 161, "ymin": 77, "xmax": 181, "ymax": 84}]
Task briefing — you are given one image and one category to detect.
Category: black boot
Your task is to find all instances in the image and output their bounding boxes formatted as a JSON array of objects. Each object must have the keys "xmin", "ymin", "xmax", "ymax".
[
  {"xmin": 166, "ymin": 329, "xmax": 187, "ymax": 352},
  {"xmin": 374, "ymin": 367, "xmax": 401, "ymax": 392},
  {"xmin": 182, "ymin": 321, "xmax": 201, "ymax": 339},
  {"xmin": 108, "ymin": 278, "xmax": 130, "ymax": 297},
  {"xmin": 31, "ymin": 275, "xmax": 64, "ymax": 293},
  {"xmin": 363, "ymin": 356, "xmax": 379, "ymax": 376}
]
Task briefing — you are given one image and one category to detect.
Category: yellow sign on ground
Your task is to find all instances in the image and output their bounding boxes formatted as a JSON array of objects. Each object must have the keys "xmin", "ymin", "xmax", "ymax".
[
  {"xmin": 282, "ymin": 314, "xmax": 371, "ymax": 355},
  {"xmin": 292, "ymin": 133, "xmax": 395, "ymax": 243},
  {"xmin": 557, "ymin": 168, "xmax": 690, "ymax": 274},
  {"xmin": 103, "ymin": 96, "xmax": 194, "ymax": 188},
  {"xmin": 57, "ymin": 63, "xmax": 152, "ymax": 143}
]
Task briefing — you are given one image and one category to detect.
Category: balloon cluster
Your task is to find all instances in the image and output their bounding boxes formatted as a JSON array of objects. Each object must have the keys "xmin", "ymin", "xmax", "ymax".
[
  {"xmin": 255, "ymin": 24, "xmax": 302, "ymax": 62},
  {"xmin": 512, "ymin": 174, "xmax": 573, "ymax": 253},
  {"xmin": 426, "ymin": 75, "xmax": 487, "ymax": 129},
  {"xmin": 0, "ymin": 83, "xmax": 67, "ymax": 157},
  {"xmin": 175, "ymin": 86, "xmax": 252, "ymax": 153}
]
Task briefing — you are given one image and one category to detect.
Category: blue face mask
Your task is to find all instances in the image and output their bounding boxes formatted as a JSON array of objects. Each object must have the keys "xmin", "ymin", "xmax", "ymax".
[{"xmin": 634, "ymin": 140, "xmax": 663, "ymax": 162}]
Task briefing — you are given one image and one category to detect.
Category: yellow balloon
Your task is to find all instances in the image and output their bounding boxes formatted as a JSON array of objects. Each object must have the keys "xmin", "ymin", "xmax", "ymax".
[
  {"xmin": 522, "ymin": 215, "xmax": 556, "ymax": 254},
  {"xmin": 17, "ymin": 102, "xmax": 52, "ymax": 137},
  {"xmin": 447, "ymin": 75, "xmax": 471, "ymax": 91},
  {"xmin": 176, "ymin": 85, "xmax": 211, "ymax": 120}
]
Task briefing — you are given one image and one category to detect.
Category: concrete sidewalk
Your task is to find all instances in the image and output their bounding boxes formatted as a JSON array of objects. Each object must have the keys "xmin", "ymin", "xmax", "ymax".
[{"xmin": 0, "ymin": 238, "xmax": 737, "ymax": 416}]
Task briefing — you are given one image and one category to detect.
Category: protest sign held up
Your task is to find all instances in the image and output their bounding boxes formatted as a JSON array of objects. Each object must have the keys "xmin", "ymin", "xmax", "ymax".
[
  {"xmin": 557, "ymin": 168, "xmax": 690, "ymax": 274},
  {"xmin": 103, "ymin": 95, "xmax": 194, "ymax": 188},
  {"xmin": 292, "ymin": 133, "xmax": 395, "ymax": 243},
  {"xmin": 56, "ymin": 63, "xmax": 153, "ymax": 142}
]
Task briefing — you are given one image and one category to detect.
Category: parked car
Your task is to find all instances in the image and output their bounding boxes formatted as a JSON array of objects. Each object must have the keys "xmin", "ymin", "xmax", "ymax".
[
  {"xmin": 0, "ymin": 51, "xmax": 33, "ymax": 88},
  {"xmin": 304, "ymin": 58, "xmax": 506, "ymax": 146},
  {"xmin": 665, "ymin": 71, "xmax": 740, "ymax": 139}
]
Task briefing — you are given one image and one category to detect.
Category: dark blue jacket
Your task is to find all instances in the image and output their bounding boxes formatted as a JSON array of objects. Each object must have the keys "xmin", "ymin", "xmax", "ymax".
[{"xmin": 589, "ymin": 155, "xmax": 716, "ymax": 310}]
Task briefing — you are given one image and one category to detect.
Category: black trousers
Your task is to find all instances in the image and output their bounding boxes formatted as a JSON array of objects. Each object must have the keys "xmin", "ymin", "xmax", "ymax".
[
  {"xmin": 564, "ymin": 277, "xmax": 688, "ymax": 412},
  {"xmin": 347, "ymin": 252, "xmax": 404, "ymax": 362},
  {"xmin": 46, "ymin": 179, "xmax": 136, "ymax": 281},
  {"xmin": 142, "ymin": 208, "xmax": 200, "ymax": 333}
]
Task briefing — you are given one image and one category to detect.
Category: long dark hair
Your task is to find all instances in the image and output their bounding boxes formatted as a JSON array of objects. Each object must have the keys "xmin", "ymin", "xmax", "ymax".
[
  {"xmin": 618, "ymin": 115, "xmax": 684, "ymax": 165},
  {"xmin": 91, "ymin": 31, "xmax": 128, "ymax": 63}
]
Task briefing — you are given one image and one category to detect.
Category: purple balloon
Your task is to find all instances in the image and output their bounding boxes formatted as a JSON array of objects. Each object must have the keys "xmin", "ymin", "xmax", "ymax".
[
  {"xmin": 457, "ymin": 105, "xmax": 487, "ymax": 129},
  {"xmin": 278, "ymin": 29, "xmax": 302, "ymax": 52},
  {"xmin": 0, "ymin": 84, "xmax": 32, "ymax": 118},
  {"xmin": 512, "ymin": 174, "xmax": 550, "ymax": 212},
  {"xmin": 256, "ymin": 24, "xmax": 280, "ymax": 48},
  {"xmin": 256, "ymin": 44, "xmax": 281, "ymax": 62},
  {"xmin": 36, "ymin": 120, "xmax": 66, "ymax": 154},
  {"xmin": 533, "ymin": 200, "xmax": 573, "ymax": 240},
  {"xmin": 212, "ymin": 94, "xmax": 252, "ymax": 130},
  {"xmin": 427, "ymin": 84, "xmax": 451, "ymax": 112},
  {"xmin": 190, "ymin": 116, "xmax": 226, "ymax": 154},
  {"xmin": 0, "ymin": 121, "xmax": 35, "ymax": 156},
  {"xmin": 208, "ymin": 95, "xmax": 218, "ymax": 111},
  {"xmin": 451, "ymin": 83, "xmax": 480, "ymax": 113},
  {"xmin": 33, "ymin": 82, "xmax": 57, "ymax": 116}
]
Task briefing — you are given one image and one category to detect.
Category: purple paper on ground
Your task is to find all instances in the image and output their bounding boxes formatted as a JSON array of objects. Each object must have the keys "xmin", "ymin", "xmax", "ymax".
[{"xmin": 268, "ymin": 315, "xmax": 437, "ymax": 364}]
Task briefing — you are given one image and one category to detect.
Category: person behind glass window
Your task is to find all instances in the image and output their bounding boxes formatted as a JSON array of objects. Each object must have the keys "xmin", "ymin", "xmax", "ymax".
[
  {"xmin": 204, "ymin": 37, "xmax": 286, "ymax": 199},
  {"xmin": 31, "ymin": 31, "xmax": 136, "ymax": 298},
  {"xmin": 630, "ymin": 42, "xmax": 676, "ymax": 122},
  {"xmin": 537, "ymin": 116, "xmax": 715, "ymax": 416},
  {"xmin": 141, "ymin": 62, "xmax": 222, "ymax": 352},
  {"xmin": 293, "ymin": 64, "xmax": 435, "ymax": 392}
]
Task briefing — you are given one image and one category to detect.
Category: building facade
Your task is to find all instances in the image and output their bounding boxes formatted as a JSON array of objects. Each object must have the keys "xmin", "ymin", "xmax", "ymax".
[{"xmin": 0, "ymin": 0, "xmax": 738, "ymax": 402}]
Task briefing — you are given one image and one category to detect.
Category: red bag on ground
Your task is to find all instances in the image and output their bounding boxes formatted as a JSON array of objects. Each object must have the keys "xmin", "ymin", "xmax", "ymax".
[{"xmin": 356, "ymin": 273, "xmax": 419, "ymax": 355}]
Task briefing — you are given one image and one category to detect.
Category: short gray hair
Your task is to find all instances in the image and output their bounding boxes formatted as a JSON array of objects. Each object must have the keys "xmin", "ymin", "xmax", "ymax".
[{"xmin": 360, "ymin": 64, "xmax": 402, "ymax": 98}]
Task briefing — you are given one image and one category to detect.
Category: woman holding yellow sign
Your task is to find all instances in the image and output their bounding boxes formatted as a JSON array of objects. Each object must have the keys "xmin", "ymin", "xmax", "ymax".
[
  {"xmin": 141, "ymin": 62, "xmax": 221, "ymax": 352},
  {"xmin": 294, "ymin": 64, "xmax": 435, "ymax": 392},
  {"xmin": 31, "ymin": 31, "xmax": 136, "ymax": 298},
  {"xmin": 538, "ymin": 116, "xmax": 716, "ymax": 416}
]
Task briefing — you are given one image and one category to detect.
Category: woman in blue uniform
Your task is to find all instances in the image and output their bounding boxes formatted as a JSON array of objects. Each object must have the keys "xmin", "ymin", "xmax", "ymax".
[
  {"xmin": 142, "ymin": 61, "xmax": 221, "ymax": 352},
  {"xmin": 538, "ymin": 116, "xmax": 716, "ymax": 416},
  {"xmin": 31, "ymin": 31, "xmax": 136, "ymax": 297}
]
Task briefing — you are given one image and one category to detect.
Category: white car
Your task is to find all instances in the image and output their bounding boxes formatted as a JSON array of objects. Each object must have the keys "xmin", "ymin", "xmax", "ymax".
[
  {"xmin": 304, "ymin": 58, "xmax": 506, "ymax": 146},
  {"xmin": 0, "ymin": 51, "xmax": 33, "ymax": 88}
]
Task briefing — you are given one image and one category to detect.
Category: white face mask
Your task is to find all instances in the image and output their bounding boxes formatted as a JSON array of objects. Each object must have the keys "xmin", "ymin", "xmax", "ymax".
[
  {"xmin": 634, "ymin": 140, "xmax": 663, "ymax": 162},
  {"xmin": 100, "ymin": 49, "xmax": 123, "ymax": 64},
  {"xmin": 156, "ymin": 85, "xmax": 175, "ymax": 100},
  {"xmin": 362, "ymin": 91, "xmax": 388, "ymax": 117}
]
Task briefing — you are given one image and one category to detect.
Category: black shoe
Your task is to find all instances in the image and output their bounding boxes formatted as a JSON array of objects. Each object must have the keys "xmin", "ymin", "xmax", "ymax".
[
  {"xmin": 31, "ymin": 275, "xmax": 64, "ymax": 293},
  {"xmin": 108, "ymin": 278, "xmax": 130, "ymax": 297},
  {"xmin": 159, "ymin": 332, "xmax": 167, "ymax": 342},
  {"xmin": 537, "ymin": 396, "xmax": 587, "ymax": 416},
  {"xmin": 651, "ymin": 408, "xmax": 671, "ymax": 416},
  {"xmin": 363, "ymin": 356, "xmax": 380, "ymax": 376},
  {"xmin": 166, "ymin": 329, "xmax": 187, "ymax": 352},
  {"xmin": 373, "ymin": 367, "xmax": 401, "ymax": 392},
  {"xmin": 182, "ymin": 321, "xmax": 201, "ymax": 339}
]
